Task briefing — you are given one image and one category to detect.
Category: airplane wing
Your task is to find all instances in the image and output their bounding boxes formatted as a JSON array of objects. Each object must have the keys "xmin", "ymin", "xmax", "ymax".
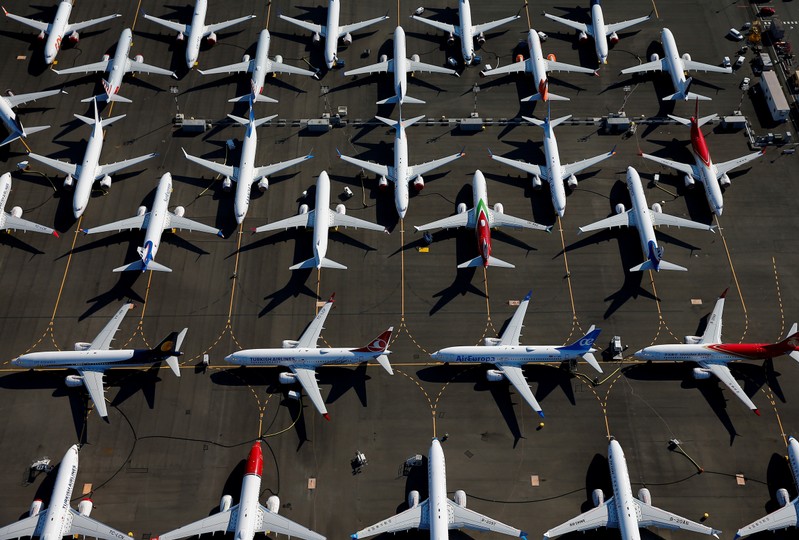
[
  {"xmin": 183, "ymin": 149, "xmax": 235, "ymax": 179},
  {"xmin": 635, "ymin": 499, "xmax": 721, "ymax": 536},
  {"xmin": 339, "ymin": 153, "xmax": 389, "ymax": 179},
  {"xmin": 621, "ymin": 58, "xmax": 667, "ymax": 75},
  {"xmin": 89, "ymin": 302, "xmax": 134, "ymax": 350},
  {"xmin": 561, "ymin": 149, "xmax": 616, "ymax": 180},
  {"xmin": 409, "ymin": 151, "xmax": 465, "ymax": 178},
  {"xmin": 142, "ymin": 13, "xmax": 187, "ymax": 35},
  {"xmin": 127, "ymin": 58, "xmax": 175, "ymax": 77},
  {"xmin": 699, "ymin": 293, "xmax": 725, "ymax": 344},
  {"xmin": 5, "ymin": 89, "xmax": 62, "ymax": 108},
  {"xmin": 253, "ymin": 153, "xmax": 314, "ymax": 181},
  {"xmin": 82, "ymin": 214, "xmax": 147, "ymax": 234},
  {"xmin": 498, "ymin": 291, "xmax": 531, "ymax": 346},
  {"xmin": 268, "ymin": 60, "xmax": 317, "ymax": 77},
  {"xmin": 488, "ymin": 209, "xmax": 550, "ymax": 231},
  {"xmin": 53, "ymin": 60, "xmax": 110, "ymax": 75},
  {"xmin": 713, "ymin": 150, "xmax": 765, "ymax": 178},
  {"xmin": 700, "ymin": 362, "xmax": 758, "ymax": 413},
  {"xmin": 545, "ymin": 59, "xmax": 596, "ymax": 75},
  {"xmin": 329, "ymin": 209, "xmax": 385, "ymax": 231},
  {"xmin": 650, "ymin": 211, "xmax": 715, "ymax": 231},
  {"xmin": 296, "ymin": 296, "xmax": 335, "ymax": 348},
  {"xmin": 682, "ymin": 60, "xmax": 732, "ymax": 74},
  {"xmin": 338, "ymin": 15, "xmax": 390, "ymax": 38},
  {"xmin": 2, "ymin": 10, "xmax": 49, "ymax": 33},
  {"xmin": 167, "ymin": 213, "xmax": 220, "ymax": 235},
  {"xmin": 736, "ymin": 500, "xmax": 799, "ymax": 538},
  {"xmin": 257, "ymin": 505, "xmax": 325, "ymax": 540},
  {"xmin": 352, "ymin": 501, "xmax": 427, "ymax": 539},
  {"xmin": 290, "ymin": 366, "xmax": 328, "ymax": 417},
  {"xmin": 0, "ymin": 513, "xmax": 43, "ymax": 539},
  {"xmin": 544, "ymin": 498, "xmax": 615, "ymax": 538},
  {"xmin": 410, "ymin": 15, "xmax": 458, "ymax": 37},
  {"xmin": 253, "ymin": 211, "xmax": 314, "ymax": 233},
  {"xmin": 490, "ymin": 152, "xmax": 543, "ymax": 179},
  {"xmin": 78, "ymin": 369, "xmax": 108, "ymax": 419},
  {"xmin": 472, "ymin": 15, "xmax": 521, "ymax": 36},
  {"xmin": 640, "ymin": 152, "xmax": 698, "ymax": 177},
  {"xmin": 198, "ymin": 59, "xmax": 251, "ymax": 75},
  {"xmin": 278, "ymin": 14, "xmax": 324, "ymax": 37},
  {"xmin": 204, "ymin": 15, "xmax": 257, "ymax": 36},
  {"xmin": 605, "ymin": 14, "xmax": 652, "ymax": 36},
  {"xmin": 98, "ymin": 153, "xmax": 158, "ymax": 177},
  {"xmin": 414, "ymin": 211, "xmax": 470, "ymax": 232},
  {"xmin": 68, "ymin": 508, "xmax": 130, "ymax": 540},
  {"xmin": 407, "ymin": 59, "xmax": 457, "ymax": 75},
  {"xmin": 447, "ymin": 499, "xmax": 525, "ymax": 537},
  {"xmin": 3, "ymin": 213, "xmax": 57, "ymax": 235},
  {"xmin": 65, "ymin": 14, "xmax": 121, "ymax": 35},
  {"xmin": 344, "ymin": 60, "xmax": 391, "ymax": 77},
  {"xmin": 496, "ymin": 363, "xmax": 543, "ymax": 416},
  {"xmin": 482, "ymin": 60, "xmax": 527, "ymax": 77},
  {"xmin": 542, "ymin": 13, "xmax": 590, "ymax": 36},
  {"xmin": 157, "ymin": 508, "xmax": 234, "ymax": 540},
  {"xmin": 27, "ymin": 153, "xmax": 77, "ymax": 177},
  {"xmin": 578, "ymin": 210, "xmax": 634, "ymax": 233}
]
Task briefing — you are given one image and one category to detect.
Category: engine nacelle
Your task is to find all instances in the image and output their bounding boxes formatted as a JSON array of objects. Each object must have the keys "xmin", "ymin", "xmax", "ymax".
[
  {"xmin": 407, "ymin": 490, "xmax": 420, "ymax": 508},
  {"xmin": 242, "ymin": 54, "xmax": 251, "ymax": 63},
  {"xmin": 692, "ymin": 367, "xmax": 712, "ymax": 380},
  {"xmin": 447, "ymin": 32, "xmax": 455, "ymax": 45},
  {"xmin": 99, "ymin": 175, "xmax": 112, "ymax": 190},
  {"xmin": 69, "ymin": 32, "xmax": 79, "ymax": 44},
  {"xmin": 74, "ymin": 342, "xmax": 92, "ymax": 351},
  {"xmin": 222, "ymin": 177, "xmax": 233, "ymax": 191},
  {"xmin": 777, "ymin": 488, "xmax": 791, "ymax": 507},
  {"xmin": 64, "ymin": 175, "xmax": 74, "ymax": 189},
  {"xmin": 578, "ymin": 31, "xmax": 589, "ymax": 43},
  {"xmin": 29, "ymin": 500, "xmax": 43, "ymax": 517},
  {"xmin": 609, "ymin": 32, "xmax": 619, "ymax": 45},
  {"xmin": 174, "ymin": 206, "xmax": 185, "ymax": 217},
  {"xmin": 684, "ymin": 175, "xmax": 695, "ymax": 188},
  {"xmin": 134, "ymin": 54, "xmax": 144, "ymax": 63},
  {"xmin": 454, "ymin": 490, "xmax": 467, "ymax": 507},
  {"xmin": 342, "ymin": 33, "xmax": 353, "ymax": 45},
  {"xmin": 266, "ymin": 495, "xmax": 280, "ymax": 514},
  {"xmin": 649, "ymin": 53, "xmax": 660, "ymax": 62},
  {"xmin": 567, "ymin": 174, "xmax": 578, "ymax": 189},
  {"xmin": 682, "ymin": 53, "xmax": 691, "ymax": 62},
  {"xmin": 65, "ymin": 375, "xmax": 84, "ymax": 387},
  {"xmin": 207, "ymin": 32, "xmax": 218, "ymax": 45},
  {"xmin": 257, "ymin": 178, "xmax": 269, "ymax": 192},
  {"xmin": 684, "ymin": 335, "xmax": 701, "ymax": 344},
  {"xmin": 456, "ymin": 202, "xmax": 467, "ymax": 214},
  {"xmin": 299, "ymin": 204, "xmax": 309, "ymax": 215},
  {"xmin": 335, "ymin": 204, "xmax": 346, "ymax": 215},
  {"xmin": 137, "ymin": 205, "xmax": 147, "ymax": 216},
  {"xmin": 486, "ymin": 369, "xmax": 505, "ymax": 382},
  {"xmin": 493, "ymin": 202, "xmax": 504, "ymax": 214},
  {"xmin": 176, "ymin": 32, "xmax": 185, "ymax": 42},
  {"xmin": 312, "ymin": 32, "xmax": 321, "ymax": 43},
  {"xmin": 637, "ymin": 488, "xmax": 651, "ymax": 505},
  {"xmin": 283, "ymin": 339, "xmax": 299, "ymax": 348},
  {"xmin": 219, "ymin": 495, "xmax": 232, "ymax": 512},
  {"xmin": 719, "ymin": 173, "xmax": 731, "ymax": 187},
  {"xmin": 547, "ymin": 53, "xmax": 557, "ymax": 62},
  {"xmin": 378, "ymin": 176, "xmax": 389, "ymax": 191},
  {"xmin": 484, "ymin": 337, "xmax": 502, "ymax": 346},
  {"xmin": 615, "ymin": 203, "xmax": 626, "ymax": 215},
  {"xmin": 413, "ymin": 176, "xmax": 424, "ymax": 191},
  {"xmin": 10, "ymin": 206, "xmax": 22, "ymax": 218},
  {"xmin": 532, "ymin": 175, "xmax": 542, "ymax": 189},
  {"xmin": 78, "ymin": 499, "xmax": 92, "ymax": 516},
  {"xmin": 102, "ymin": 54, "xmax": 110, "ymax": 62},
  {"xmin": 410, "ymin": 54, "xmax": 420, "ymax": 62},
  {"xmin": 279, "ymin": 372, "xmax": 298, "ymax": 385},
  {"xmin": 476, "ymin": 32, "xmax": 486, "ymax": 45},
  {"xmin": 592, "ymin": 489, "xmax": 605, "ymax": 507},
  {"xmin": 651, "ymin": 203, "xmax": 662, "ymax": 213}
]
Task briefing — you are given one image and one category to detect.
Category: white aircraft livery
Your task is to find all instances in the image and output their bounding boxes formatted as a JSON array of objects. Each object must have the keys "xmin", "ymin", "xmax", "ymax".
[
  {"xmin": 0, "ymin": 87, "xmax": 61, "ymax": 147},
  {"xmin": 0, "ymin": 172, "xmax": 58, "ymax": 237}
]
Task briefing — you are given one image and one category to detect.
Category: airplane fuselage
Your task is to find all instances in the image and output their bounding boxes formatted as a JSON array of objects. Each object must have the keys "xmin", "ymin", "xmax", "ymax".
[
  {"xmin": 607, "ymin": 439, "xmax": 643, "ymax": 540},
  {"xmin": 393, "ymin": 129, "xmax": 410, "ymax": 218},
  {"xmin": 14, "ymin": 348, "xmax": 159, "ymax": 370},
  {"xmin": 626, "ymin": 167, "xmax": 661, "ymax": 264},
  {"xmin": 139, "ymin": 173, "xmax": 174, "ymax": 268},
  {"xmin": 43, "ymin": 0, "xmax": 73, "ymax": 65},
  {"xmin": 0, "ymin": 96, "xmax": 22, "ymax": 136},
  {"xmin": 789, "ymin": 437, "xmax": 799, "ymax": 488},
  {"xmin": 234, "ymin": 122, "xmax": 258, "ymax": 223},
  {"xmin": 251, "ymin": 29, "xmax": 272, "ymax": 98},
  {"xmin": 234, "ymin": 443, "xmax": 264, "ymax": 540},
  {"xmin": 311, "ymin": 171, "xmax": 333, "ymax": 266},
  {"xmin": 432, "ymin": 345, "xmax": 582, "ymax": 364},
  {"xmin": 470, "ymin": 170, "xmax": 492, "ymax": 266},
  {"xmin": 186, "ymin": 0, "xmax": 208, "ymax": 68},
  {"xmin": 39, "ymin": 445, "xmax": 80, "ymax": 540},
  {"xmin": 73, "ymin": 121, "xmax": 105, "ymax": 217},
  {"xmin": 225, "ymin": 346, "xmax": 379, "ymax": 367},
  {"xmin": 689, "ymin": 119, "xmax": 724, "ymax": 215},
  {"xmin": 393, "ymin": 27, "xmax": 409, "ymax": 103},
  {"xmin": 542, "ymin": 122, "xmax": 567, "ymax": 217},
  {"xmin": 458, "ymin": 0, "xmax": 476, "ymax": 65},
  {"xmin": 661, "ymin": 28, "xmax": 688, "ymax": 96},
  {"xmin": 635, "ymin": 342, "xmax": 785, "ymax": 364},
  {"xmin": 324, "ymin": 0, "xmax": 341, "ymax": 68},
  {"xmin": 428, "ymin": 439, "xmax": 449, "ymax": 540},
  {"xmin": 527, "ymin": 30, "xmax": 550, "ymax": 99},
  {"xmin": 590, "ymin": 3, "xmax": 608, "ymax": 64},
  {"xmin": 105, "ymin": 28, "xmax": 133, "ymax": 96},
  {"xmin": 0, "ymin": 173, "xmax": 11, "ymax": 217}
]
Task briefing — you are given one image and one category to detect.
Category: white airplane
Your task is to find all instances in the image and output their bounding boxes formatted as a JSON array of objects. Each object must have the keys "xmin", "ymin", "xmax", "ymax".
[
  {"xmin": 81, "ymin": 172, "xmax": 222, "ymax": 273},
  {"xmin": 0, "ymin": 445, "xmax": 128, "ymax": 540},
  {"xmin": 156, "ymin": 441, "xmax": 325, "ymax": 540},
  {"xmin": 578, "ymin": 166, "xmax": 715, "ymax": 272},
  {"xmin": 735, "ymin": 436, "xmax": 799, "ymax": 539},
  {"xmin": 225, "ymin": 294, "xmax": 393, "ymax": 420},
  {"xmin": 0, "ymin": 88, "xmax": 61, "ymax": 147},
  {"xmin": 543, "ymin": 437, "xmax": 721, "ymax": 540},
  {"xmin": 182, "ymin": 107, "xmax": 313, "ymax": 224},
  {"xmin": 480, "ymin": 29, "xmax": 596, "ymax": 101},
  {"xmin": 52, "ymin": 28, "xmax": 176, "ymax": 103},
  {"xmin": 352, "ymin": 437, "xmax": 527, "ymax": 540},
  {"xmin": 430, "ymin": 291, "xmax": 602, "ymax": 418},
  {"xmin": 344, "ymin": 26, "xmax": 458, "ymax": 104},
  {"xmin": 13, "ymin": 302, "xmax": 187, "ymax": 421},
  {"xmin": 2, "ymin": 1, "xmax": 120, "ymax": 65},
  {"xmin": 280, "ymin": 0, "xmax": 389, "ymax": 69},
  {"xmin": 27, "ymin": 99, "xmax": 157, "ymax": 218},
  {"xmin": 338, "ymin": 115, "xmax": 465, "ymax": 218},
  {"xmin": 635, "ymin": 289, "xmax": 799, "ymax": 415},
  {"xmin": 414, "ymin": 170, "xmax": 550, "ymax": 268},
  {"xmin": 620, "ymin": 28, "xmax": 731, "ymax": 101},
  {"xmin": 640, "ymin": 104, "xmax": 765, "ymax": 216},
  {"xmin": 0, "ymin": 172, "xmax": 58, "ymax": 237},
  {"xmin": 252, "ymin": 171, "xmax": 386, "ymax": 270},
  {"xmin": 198, "ymin": 29, "xmax": 318, "ymax": 104},
  {"xmin": 142, "ymin": 0, "xmax": 256, "ymax": 69},
  {"xmin": 489, "ymin": 109, "xmax": 615, "ymax": 217},
  {"xmin": 411, "ymin": 0, "xmax": 520, "ymax": 66},
  {"xmin": 543, "ymin": 1, "xmax": 652, "ymax": 65}
]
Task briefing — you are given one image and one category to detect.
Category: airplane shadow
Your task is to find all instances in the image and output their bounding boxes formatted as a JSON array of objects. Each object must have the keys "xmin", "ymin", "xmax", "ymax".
[{"xmin": 259, "ymin": 269, "xmax": 317, "ymax": 317}]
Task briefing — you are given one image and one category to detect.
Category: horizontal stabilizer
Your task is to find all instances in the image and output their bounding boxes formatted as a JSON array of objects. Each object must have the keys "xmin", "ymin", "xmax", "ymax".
[
  {"xmin": 376, "ymin": 94, "xmax": 425, "ymax": 105},
  {"xmin": 581, "ymin": 352, "xmax": 603, "ymax": 373},
  {"xmin": 228, "ymin": 93, "xmax": 278, "ymax": 103},
  {"xmin": 113, "ymin": 260, "xmax": 173, "ymax": 273},
  {"xmin": 629, "ymin": 259, "xmax": 687, "ymax": 272},
  {"xmin": 0, "ymin": 131, "xmax": 22, "ymax": 147},
  {"xmin": 521, "ymin": 92, "xmax": 569, "ymax": 102},
  {"xmin": 319, "ymin": 257, "xmax": 347, "ymax": 270},
  {"xmin": 289, "ymin": 256, "xmax": 347, "ymax": 270},
  {"xmin": 457, "ymin": 255, "xmax": 484, "ymax": 268},
  {"xmin": 662, "ymin": 91, "xmax": 711, "ymax": 101},
  {"xmin": 82, "ymin": 93, "xmax": 132, "ymax": 104},
  {"xmin": 487, "ymin": 255, "xmax": 515, "ymax": 268},
  {"xmin": 376, "ymin": 354, "xmax": 393, "ymax": 375},
  {"xmin": 101, "ymin": 114, "xmax": 126, "ymax": 127},
  {"xmin": 21, "ymin": 125, "xmax": 49, "ymax": 137}
]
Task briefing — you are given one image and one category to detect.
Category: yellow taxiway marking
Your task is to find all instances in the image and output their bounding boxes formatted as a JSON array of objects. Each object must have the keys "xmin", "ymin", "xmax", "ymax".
[
  {"xmin": 651, "ymin": 0, "xmax": 660, "ymax": 19},
  {"xmin": 715, "ymin": 215, "xmax": 748, "ymax": 342},
  {"xmin": 227, "ymin": 224, "xmax": 244, "ymax": 322},
  {"xmin": 555, "ymin": 216, "xmax": 580, "ymax": 342},
  {"xmin": 50, "ymin": 216, "xmax": 84, "ymax": 323}
]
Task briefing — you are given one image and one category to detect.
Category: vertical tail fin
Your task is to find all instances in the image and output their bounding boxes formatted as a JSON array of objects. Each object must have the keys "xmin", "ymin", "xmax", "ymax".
[
  {"xmin": 765, "ymin": 323, "xmax": 799, "ymax": 360},
  {"xmin": 353, "ymin": 327, "xmax": 394, "ymax": 374},
  {"xmin": 558, "ymin": 325, "xmax": 603, "ymax": 373},
  {"xmin": 152, "ymin": 328, "xmax": 187, "ymax": 377}
]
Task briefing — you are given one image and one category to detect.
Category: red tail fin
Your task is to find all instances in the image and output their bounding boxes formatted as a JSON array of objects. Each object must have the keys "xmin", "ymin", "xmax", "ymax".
[
  {"xmin": 765, "ymin": 331, "xmax": 799, "ymax": 354},
  {"xmin": 353, "ymin": 327, "xmax": 393, "ymax": 353}
]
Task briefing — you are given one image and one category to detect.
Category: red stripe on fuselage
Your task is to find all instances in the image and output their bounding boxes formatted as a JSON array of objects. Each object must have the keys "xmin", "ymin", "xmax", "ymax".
[
  {"xmin": 245, "ymin": 441, "xmax": 263, "ymax": 477},
  {"xmin": 476, "ymin": 209, "xmax": 491, "ymax": 266},
  {"xmin": 706, "ymin": 343, "xmax": 772, "ymax": 359},
  {"xmin": 690, "ymin": 117, "xmax": 711, "ymax": 166}
]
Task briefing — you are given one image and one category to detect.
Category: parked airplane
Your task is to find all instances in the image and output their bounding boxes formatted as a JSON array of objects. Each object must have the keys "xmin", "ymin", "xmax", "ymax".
[
  {"xmin": 0, "ymin": 88, "xmax": 61, "ymax": 147},
  {"xmin": 13, "ymin": 302, "xmax": 186, "ymax": 421},
  {"xmin": 543, "ymin": 438, "xmax": 721, "ymax": 539},
  {"xmin": 735, "ymin": 436, "xmax": 799, "ymax": 539},
  {"xmin": 411, "ymin": 0, "xmax": 520, "ymax": 65},
  {"xmin": 52, "ymin": 28, "xmax": 176, "ymax": 103},
  {"xmin": 142, "ymin": 0, "xmax": 256, "ymax": 68},
  {"xmin": 280, "ymin": 0, "xmax": 389, "ymax": 69},
  {"xmin": 0, "ymin": 445, "xmax": 128, "ymax": 540},
  {"xmin": 338, "ymin": 115, "xmax": 464, "ymax": 218},
  {"xmin": 353, "ymin": 437, "xmax": 526, "ymax": 540},
  {"xmin": 489, "ymin": 109, "xmax": 615, "ymax": 217},
  {"xmin": 620, "ymin": 28, "xmax": 731, "ymax": 100},
  {"xmin": 252, "ymin": 171, "xmax": 385, "ymax": 270},
  {"xmin": 82, "ymin": 172, "xmax": 222, "ymax": 272},
  {"xmin": 3, "ymin": 1, "xmax": 120, "ymax": 65},
  {"xmin": 414, "ymin": 170, "xmax": 550, "ymax": 268},
  {"xmin": 635, "ymin": 289, "xmax": 799, "ymax": 415},
  {"xmin": 225, "ymin": 294, "xmax": 393, "ymax": 420},
  {"xmin": 156, "ymin": 441, "xmax": 325, "ymax": 540},
  {"xmin": 344, "ymin": 26, "xmax": 457, "ymax": 104},
  {"xmin": 198, "ymin": 29, "xmax": 318, "ymax": 104},
  {"xmin": 578, "ymin": 166, "xmax": 715, "ymax": 272},
  {"xmin": 640, "ymin": 104, "xmax": 764, "ymax": 215},
  {"xmin": 543, "ymin": 1, "xmax": 652, "ymax": 64},
  {"xmin": 27, "ymin": 99, "xmax": 157, "ymax": 218},
  {"xmin": 480, "ymin": 29, "xmax": 596, "ymax": 101},
  {"xmin": 431, "ymin": 291, "xmax": 602, "ymax": 417},
  {"xmin": 0, "ymin": 173, "xmax": 58, "ymax": 237},
  {"xmin": 182, "ymin": 106, "xmax": 313, "ymax": 224}
]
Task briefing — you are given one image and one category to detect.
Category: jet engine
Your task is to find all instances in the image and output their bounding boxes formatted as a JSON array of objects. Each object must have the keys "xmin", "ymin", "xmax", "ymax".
[
  {"xmin": 493, "ymin": 202, "xmax": 504, "ymax": 214},
  {"xmin": 578, "ymin": 31, "xmax": 589, "ymax": 43},
  {"xmin": 207, "ymin": 32, "xmax": 218, "ymax": 45},
  {"xmin": 74, "ymin": 342, "xmax": 92, "ymax": 351},
  {"xmin": 651, "ymin": 203, "xmax": 662, "ymax": 213},
  {"xmin": 343, "ymin": 33, "xmax": 353, "ymax": 45},
  {"xmin": 102, "ymin": 54, "xmax": 110, "ymax": 62},
  {"xmin": 336, "ymin": 204, "xmax": 346, "ymax": 214},
  {"xmin": 176, "ymin": 32, "xmax": 185, "ymax": 42},
  {"xmin": 649, "ymin": 53, "xmax": 660, "ymax": 62},
  {"xmin": 411, "ymin": 54, "xmax": 420, "ymax": 62},
  {"xmin": 378, "ymin": 176, "xmax": 389, "ymax": 190},
  {"xmin": 684, "ymin": 335, "xmax": 701, "ymax": 344},
  {"xmin": 447, "ymin": 32, "xmax": 455, "ymax": 45},
  {"xmin": 456, "ymin": 202, "xmax": 467, "ymax": 214},
  {"xmin": 137, "ymin": 205, "xmax": 147, "ymax": 216},
  {"xmin": 567, "ymin": 174, "xmax": 578, "ymax": 189},
  {"xmin": 547, "ymin": 53, "xmax": 557, "ymax": 62},
  {"xmin": 65, "ymin": 375, "xmax": 84, "ymax": 387},
  {"xmin": 484, "ymin": 337, "xmax": 502, "ymax": 346},
  {"xmin": 266, "ymin": 496, "xmax": 280, "ymax": 513},
  {"xmin": 274, "ymin": 55, "xmax": 283, "ymax": 64},
  {"xmin": 64, "ymin": 175, "xmax": 74, "ymax": 189},
  {"xmin": 486, "ymin": 369, "xmax": 505, "ymax": 382},
  {"xmin": 615, "ymin": 203, "xmax": 626, "ymax": 214},
  {"xmin": 299, "ymin": 204, "xmax": 309, "ymax": 215},
  {"xmin": 257, "ymin": 178, "xmax": 269, "ymax": 192},
  {"xmin": 78, "ymin": 499, "xmax": 92, "ymax": 516},
  {"xmin": 10, "ymin": 206, "xmax": 22, "ymax": 218},
  {"xmin": 682, "ymin": 53, "xmax": 691, "ymax": 62},
  {"xmin": 313, "ymin": 32, "xmax": 321, "ymax": 43},
  {"xmin": 279, "ymin": 372, "xmax": 298, "ymax": 385},
  {"xmin": 242, "ymin": 54, "xmax": 251, "ymax": 63},
  {"xmin": 222, "ymin": 177, "xmax": 233, "ymax": 191},
  {"xmin": 283, "ymin": 340, "xmax": 299, "ymax": 348},
  {"xmin": 99, "ymin": 175, "xmax": 112, "ymax": 190},
  {"xmin": 174, "ymin": 206, "xmax": 185, "ymax": 217},
  {"xmin": 719, "ymin": 173, "xmax": 731, "ymax": 187},
  {"xmin": 408, "ymin": 490, "xmax": 420, "ymax": 508},
  {"xmin": 69, "ymin": 32, "xmax": 80, "ymax": 43},
  {"xmin": 637, "ymin": 488, "xmax": 652, "ymax": 505},
  {"xmin": 609, "ymin": 32, "xmax": 619, "ymax": 45},
  {"xmin": 532, "ymin": 175, "xmax": 542, "ymax": 189},
  {"xmin": 777, "ymin": 488, "xmax": 791, "ymax": 507},
  {"xmin": 37, "ymin": 31, "xmax": 46, "ymax": 40},
  {"xmin": 413, "ymin": 176, "xmax": 425, "ymax": 191},
  {"xmin": 219, "ymin": 495, "xmax": 233, "ymax": 512},
  {"xmin": 476, "ymin": 32, "xmax": 486, "ymax": 45},
  {"xmin": 454, "ymin": 490, "xmax": 467, "ymax": 507},
  {"xmin": 29, "ymin": 500, "xmax": 43, "ymax": 517},
  {"xmin": 692, "ymin": 367, "xmax": 712, "ymax": 380},
  {"xmin": 134, "ymin": 54, "xmax": 144, "ymax": 63},
  {"xmin": 684, "ymin": 175, "xmax": 695, "ymax": 188},
  {"xmin": 592, "ymin": 489, "xmax": 605, "ymax": 507}
]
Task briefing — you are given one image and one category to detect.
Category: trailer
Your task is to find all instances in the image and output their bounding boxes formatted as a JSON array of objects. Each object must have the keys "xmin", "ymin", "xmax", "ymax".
[{"xmin": 759, "ymin": 71, "xmax": 790, "ymax": 123}]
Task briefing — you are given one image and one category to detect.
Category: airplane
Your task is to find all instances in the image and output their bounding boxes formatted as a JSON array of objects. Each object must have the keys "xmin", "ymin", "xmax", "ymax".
[
  {"xmin": 430, "ymin": 291, "xmax": 602, "ymax": 417},
  {"xmin": 489, "ymin": 108, "xmax": 615, "ymax": 217},
  {"xmin": 352, "ymin": 437, "xmax": 527, "ymax": 540},
  {"xmin": 543, "ymin": 1, "xmax": 652, "ymax": 65},
  {"xmin": 27, "ymin": 99, "xmax": 157, "ymax": 218},
  {"xmin": 344, "ymin": 25, "xmax": 458, "ymax": 105},
  {"xmin": 198, "ymin": 29, "xmax": 318, "ymax": 104},
  {"xmin": 414, "ymin": 169, "xmax": 551, "ymax": 268},
  {"xmin": 225, "ymin": 293, "xmax": 393, "ymax": 420},
  {"xmin": 620, "ymin": 28, "xmax": 731, "ymax": 101},
  {"xmin": 411, "ymin": 0, "xmax": 520, "ymax": 66},
  {"xmin": 252, "ymin": 171, "xmax": 386, "ymax": 270},
  {"xmin": 142, "ymin": 0, "xmax": 256, "ymax": 69},
  {"xmin": 0, "ymin": 87, "xmax": 61, "ymax": 147},
  {"xmin": 640, "ymin": 102, "xmax": 764, "ymax": 216},
  {"xmin": 279, "ymin": 0, "xmax": 389, "ymax": 69},
  {"xmin": 634, "ymin": 288, "xmax": 799, "ymax": 415},
  {"xmin": 735, "ymin": 436, "xmax": 799, "ymax": 539},
  {"xmin": 338, "ymin": 114, "xmax": 465, "ymax": 218},
  {"xmin": 156, "ymin": 441, "xmax": 325, "ymax": 540},
  {"xmin": 2, "ymin": 0, "xmax": 120, "ymax": 65},
  {"xmin": 577, "ymin": 166, "xmax": 715, "ymax": 272},
  {"xmin": 479, "ymin": 29, "xmax": 597, "ymax": 101},
  {"xmin": 0, "ymin": 445, "xmax": 129, "ymax": 540},
  {"xmin": 0, "ymin": 172, "xmax": 58, "ymax": 237},
  {"xmin": 182, "ymin": 106, "xmax": 313, "ymax": 224},
  {"xmin": 13, "ymin": 302, "xmax": 187, "ymax": 421},
  {"xmin": 52, "ymin": 28, "xmax": 177, "ymax": 103},
  {"xmin": 81, "ymin": 172, "xmax": 223, "ymax": 273},
  {"xmin": 543, "ymin": 437, "xmax": 721, "ymax": 539}
]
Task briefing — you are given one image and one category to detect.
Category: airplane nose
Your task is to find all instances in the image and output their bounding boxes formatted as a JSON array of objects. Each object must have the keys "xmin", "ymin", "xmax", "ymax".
[
  {"xmin": 431, "ymin": 351, "xmax": 440, "ymax": 359},
  {"xmin": 634, "ymin": 349, "xmax": 644, "ymax": 357}
]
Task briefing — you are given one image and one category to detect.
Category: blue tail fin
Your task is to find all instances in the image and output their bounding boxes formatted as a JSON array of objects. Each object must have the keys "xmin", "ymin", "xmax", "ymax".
[{"xmin": 559, "ymin": 326, "xmax": 602, "ymax": 353}]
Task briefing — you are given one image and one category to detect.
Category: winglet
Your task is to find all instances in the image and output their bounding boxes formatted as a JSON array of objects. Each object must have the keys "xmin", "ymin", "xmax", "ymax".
[
  {"xmin": 216, "ymin": 230, "xmax": 225, "ymax": 238},
  {"xmin": 609, "ymin": 145, "xmax": 617, "ymax": 156},
  {"xmin": 754, "ymin": 409, "xmax": 760, "ymax": 416},
  {"xmin": 720, "ymin": 288, "xmax": 729, "ymax": 299},
  {"xmin": 336, "ymin": 148, "xmax": 342, "ymax": 157},
  {"xmin": 323, "ymin": 413, "xmax": 331, "ymax": 421},
  {"xmin": 537, "ymin": 410, "xmax": 545, "ymax": 418},
  {"xmin": 519, "ymin": 533, "xmax": 528, "ymax": 540},
  {"xmin": 523, "ymin": 290, "xmax": 532, "ymax": 302},
  {"xmin": 487, "ymin": 148, "xmax": 494, "ymax": 157},
  {"xmin": 328, "ymin": 292, "xmax": 336, "ymax": 303},
  {"xmin": 2, "ymin": 7, "xmax": 8, "ymax": 16},
  {"xmin": 351, "ymin": 535, "xmax": 357, "ymax": 539},
  {"xmin": 80, "ymin": 228, "xmax": 89, "ymax": 234},
  {"xmin": 545, "ymin": 225, "xmax": 553, "ymax": 233},
  {"xmin": 52, "ymin": 230, "xmax": 59, "ymax": 238}
]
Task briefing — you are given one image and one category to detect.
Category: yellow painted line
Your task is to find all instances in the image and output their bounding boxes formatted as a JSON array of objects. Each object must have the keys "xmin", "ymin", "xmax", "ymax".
[
  {"xmin": 266, "ymin": 0, "xmax": 272, "ymax": 28},
  {"xmin": 132, "ymin": 0, "xmax": 143, "ymax": 29},
  {"xmin": 715, "ymin": 215, "xmax": 748, "ymax": 342},
  {"xmin": 400, "ymin": 218, "xmax": 405, "ymax": 317},
  {"xmin": 50, "ymin": 216, "xmax": 83, "ymax": 322},
  {"xmin": 772, "ymin": 256, "xmax": 785, "ymax": 339},
  {"xmin": 227, "ymin": 223, "xmax": 244, "ymax": 322},
  {"xmin": 555, "ymin": 216, "xmax": 580, "ymax": 338},
  {"xmin": 524, "ymin": 1, "xmax": 531, "ymax": 31},
  {"xmin": 651, "ymin": 0, "xmax": 659, "ymax": 19}
]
